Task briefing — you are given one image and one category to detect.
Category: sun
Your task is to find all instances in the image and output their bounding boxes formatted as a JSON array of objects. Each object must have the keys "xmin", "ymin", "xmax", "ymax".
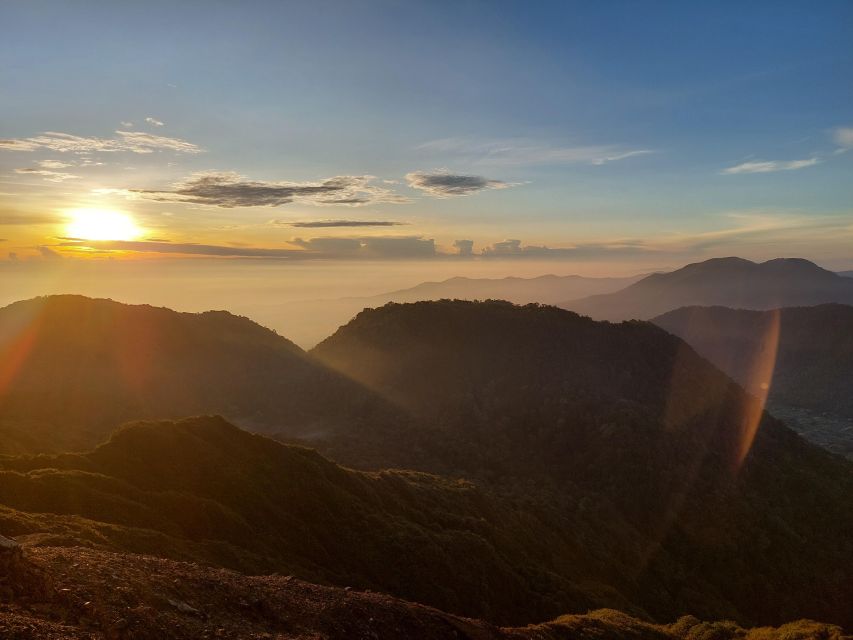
[{"xmin": 66, "ymin": 208, "xmax": 142, "ymax": 241}]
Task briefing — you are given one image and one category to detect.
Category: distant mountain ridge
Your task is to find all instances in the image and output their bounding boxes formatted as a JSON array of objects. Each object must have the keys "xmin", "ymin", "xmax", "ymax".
[
  {"xmin": 653, "ymin": 303, "xmax": 853, "ymax": 458},
  {"xmin": 375, "ymin": 272, "xmax": 641, "ymax": 305},
  {"xmin": 265, "ymin": 272, "xmax": 641, "ymax": 347},
  {"xmin": 561, "ymin": 257, "xmax": 853, "ymax": 321}
]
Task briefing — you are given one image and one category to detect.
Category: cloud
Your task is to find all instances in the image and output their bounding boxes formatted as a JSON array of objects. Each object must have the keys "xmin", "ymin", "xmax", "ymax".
[
  {"xmin": 721, "ymin": 158, "xmax": 820, "ymax": 174},
  {"xmin": 481, "ymin": 238, "xmax": 657, "ymax": 259},
  {"xmin": 59, "ymin": 235, "xmax": 437, "ymax": 260},
  {"xmin": 417, "ymin": 137, "xmax": 655, "ymax": 167},
  {"xmin": 14, "ymin": 168, "xmax": 79, "ymax": 182},
  {"xmin": 289, "ymin": 236, "xmax": 435, "ymax": 258},
  {"xmin": 59, "ymin": 239, "xmax": 306, "ymax": 259},
  {"xmin": 145, "ymin": 117, "xmax": 165, "ymax": 127},
  {"xmin": 0, "ymin": 130, "xmax": 202, "ymax": 154},
  {"xmin": 129, "ymin": 172, "xmax": 409, "ymax": 208},
  {"xmin": 37, "ymin": 159, "xmax": 73, "ymax": 169},
  {"xmin": 38, "ymin": 246, "xmax": 62, "ymax": 260},
  {"xmin": 834, "ymin": 127, "xmax": 853, "ymax": 149},
  {"xmin": 453, "ymin": 239, "xmax": 474, "ymax": 256},
  {"xmin": 62, "ymin": 236, "xmax": 434, "ymax": 260},
  {"xmin": 120, "ymin": 121, "xmax": 134, "ymax": 128},
  {"xmin": 0, "ymin": 213, "xmax": 62, "ymax": 225},
  {"xmin": 280, "ymin": 219, "xmax": 407, "ymax": 228},
  {"xmin": 405, "ymin": 170, "xmax": 514, "ymax": 197},
  {"xmin": 359, "ymin": 236, "xmax": 435, "ymax": 258}
]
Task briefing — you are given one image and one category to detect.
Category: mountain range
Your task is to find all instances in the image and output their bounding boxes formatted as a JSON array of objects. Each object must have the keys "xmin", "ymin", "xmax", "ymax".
[
  {"xmin": 561, "ymin": 257, "xmax": 853, "ymax": 321},
  {"xmin": 0, "ymin": 295, "xmax": 398, "ymax": 455},
  {"xmin": 252, "ymin": 273, "xmax": 641, "ymax": 347},
  {"xmin": 0, "ymin": 295, "xmax": 850, "ymax": 629},
  {"xmin": 654, "ymin": 303, "xmax": 853, "ymax": 458},
  {"xmin": 1, "ymin": 291, "xmax": 853, "ymax": 634}
]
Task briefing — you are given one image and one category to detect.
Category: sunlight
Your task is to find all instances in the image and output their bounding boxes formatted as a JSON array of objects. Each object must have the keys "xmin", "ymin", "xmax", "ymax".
[{"xmin": 65, "ymin": 208, "xmax": 141, "ymax": 241}]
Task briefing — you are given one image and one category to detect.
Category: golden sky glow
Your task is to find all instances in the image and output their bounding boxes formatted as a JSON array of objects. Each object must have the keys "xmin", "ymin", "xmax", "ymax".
[{"xmin": 65, "ymin": 208, "xmax": 141, "ymax": 242}]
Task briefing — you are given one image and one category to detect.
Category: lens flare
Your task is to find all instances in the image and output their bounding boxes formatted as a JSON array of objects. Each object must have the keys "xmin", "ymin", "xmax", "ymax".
[{"xmin": 734, "ymin": 308, "xmax": 781, "ymax": 469}]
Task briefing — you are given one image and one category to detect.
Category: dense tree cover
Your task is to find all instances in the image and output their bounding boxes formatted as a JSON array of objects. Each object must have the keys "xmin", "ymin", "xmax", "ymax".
[
  {"xmin": 0, "ymin": 296, "xmax": 851, "ymax": 629},
  {"xmin": 312, "ymin": 300, "xmax": 853, "ymax": 628},
  {"xmin": 654, "ymin": 304, "xmax": 853, "ymax": 457},
  {"xmin": 0, "ymin": 416, "xmax": 649, "ymax": 626}
]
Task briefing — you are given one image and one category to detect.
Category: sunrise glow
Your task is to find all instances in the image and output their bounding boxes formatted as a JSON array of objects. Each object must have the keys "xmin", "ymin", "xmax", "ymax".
[{"xmin": 65, "ymin": 208, "xmax": 141, "ymax": 242}]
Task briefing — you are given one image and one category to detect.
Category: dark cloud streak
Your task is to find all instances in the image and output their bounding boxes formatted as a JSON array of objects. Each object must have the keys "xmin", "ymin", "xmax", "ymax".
[
  {"xmin": 131, "ymin": 172, "xmax": 409, "ymax": 208},
  {"xmin": 405, "ymin": 170, "xmax": 514, "ymax": 197},
  {"xmin": 282, "ymin": 220, "xmax": 407, "ymax": 228}
]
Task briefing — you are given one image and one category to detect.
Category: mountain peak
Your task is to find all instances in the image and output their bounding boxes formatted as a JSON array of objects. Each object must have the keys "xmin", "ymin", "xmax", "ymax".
[{"xmin": 562, "ymin": 256, "xmax": 853, "ymax": 321}]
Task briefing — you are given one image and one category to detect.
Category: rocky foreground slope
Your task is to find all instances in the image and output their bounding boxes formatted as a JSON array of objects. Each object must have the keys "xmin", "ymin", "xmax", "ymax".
[{"xmin": 0, "ymin": 539, "xmax": 847, "ymax": 640}]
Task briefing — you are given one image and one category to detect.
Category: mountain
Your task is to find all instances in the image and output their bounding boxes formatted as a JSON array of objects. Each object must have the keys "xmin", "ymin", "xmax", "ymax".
[
  {"xmin": 3, "ymin": 296, "xmax": 853, "ymax": 627},
  {"xmin": 313, "ymin": 300, "xmax": 853, "ymax": 628},
  {"xmin": 0, "ymin": 295, "xmax": 393, "ymax": 454},
  {"xmin": 0, "ymin": 415, "xmax": 671, "ymax": 626},
  {"xmin": 840, "ymin": 270, "xmax": 853, "ymax": 278},
  {"xmin": 378, "ymin": 273, "xmax": 642, "ymax": 305},
  {"xmin": 653, "ymin": 304, "xmax": 853, "ymax": 458},
  {"xmin": 561, "ymin": 257, "xmax": 853, "ymax": 321},
  {"xmin": 1, "ymin": 545, "xmax": 846, "ymax": 640},
  {"xmin": 249, "ymin": 273, "xmax": 641, "ymax": 348}
]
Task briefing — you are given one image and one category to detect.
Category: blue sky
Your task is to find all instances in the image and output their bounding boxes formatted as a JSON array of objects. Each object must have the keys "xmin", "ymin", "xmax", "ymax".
[{"xmin": 1, "ymin": 0, "xmax": 852, "ymax": 268}]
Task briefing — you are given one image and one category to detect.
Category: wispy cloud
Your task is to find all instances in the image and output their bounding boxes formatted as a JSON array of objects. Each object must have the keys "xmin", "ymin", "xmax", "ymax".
[
  {"xmin": 37, "ymin": 159, "xmax": 73, "ymax": 169},
  {"xmin": 834, "ymin": 126, "xmax": 853, "ymax": 150},
  {"xmin": 657, "ymin": 210, "xmax": 853, "ymax": 252},
  {"xmin": 145, "ymin": 117, "xmax": 165, "ymax": 127},
  {"xmin": 0, "ymin": 130, "xmax": 202, "ymax": 154},
  {"xmin": 0, "ymin": 213, "xmax": 62, "ymax": 225},
  {"xmin": 14, "ymin": 168, "xmax": 79, "ymax": 182},
  {"xmin": 417, "ymin": 137, "xmax": 655, "ymax": 167},
  {"xmin": 128, "ymin": 172, "xmax": 409, "ymax": 208},
  {"xmin": 720, "ymin": 158, "xmax": 820, "ymax": 174},
  {"xmin": 277, "ymin": 219, "xmax": 407, "ymax": 228},
  {"xmin": 58, "ymin": 235, "xmax": 436, "ymax": 259},
  {"xmin": 291, "ymin": 235, "xmax": 435, "ymax": 258},
  {"xmin": 481, "ymin": 238, "xmax": 656, "ymax": 259},
  {"xmin": 405, "ymin": 170, "xmax": 514, "ymax": 197}
]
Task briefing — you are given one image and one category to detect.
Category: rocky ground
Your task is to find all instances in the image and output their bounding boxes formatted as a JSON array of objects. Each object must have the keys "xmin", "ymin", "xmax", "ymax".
[{"xmin": 0, "ymin": 536, "xmax": 848, "ymax": 640}]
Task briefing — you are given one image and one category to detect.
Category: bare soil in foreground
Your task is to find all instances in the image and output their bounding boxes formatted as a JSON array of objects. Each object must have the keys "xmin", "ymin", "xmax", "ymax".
[{"xmin": 0, "ymin": 542, "xmax": 848, "ymax": 640}]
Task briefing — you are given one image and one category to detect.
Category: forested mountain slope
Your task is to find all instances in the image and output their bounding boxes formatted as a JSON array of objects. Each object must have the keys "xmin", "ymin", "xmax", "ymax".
[
  {"xmin": 313, "ymin": 300, "xmax": 853, "ymax": 628},
  {"xmin": 653, "ymin": 304, "xmax": 853, "ymax": 457},
  {"xmin": 0, "ymin": 295, "xmax": 392, "ymax": 454}
]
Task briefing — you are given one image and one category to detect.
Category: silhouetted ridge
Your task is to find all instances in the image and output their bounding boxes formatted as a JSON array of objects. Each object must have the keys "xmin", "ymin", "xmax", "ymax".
[
  {"xmin": 0, "ymin": 295, "xmax": 395, "ymax": 454},
  {"xmin": 313, "ymin": 299, "xmax": 853, "ymax": 628},
  {"xmin": 561, "ymin": 257, "xmax": 853, "ymax": 321}
]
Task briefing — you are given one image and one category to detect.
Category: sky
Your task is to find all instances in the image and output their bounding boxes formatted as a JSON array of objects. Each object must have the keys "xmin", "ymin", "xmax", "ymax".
[{"xmin": 2, "ymin": 0, "xmax": 852, "ymax": 278}]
